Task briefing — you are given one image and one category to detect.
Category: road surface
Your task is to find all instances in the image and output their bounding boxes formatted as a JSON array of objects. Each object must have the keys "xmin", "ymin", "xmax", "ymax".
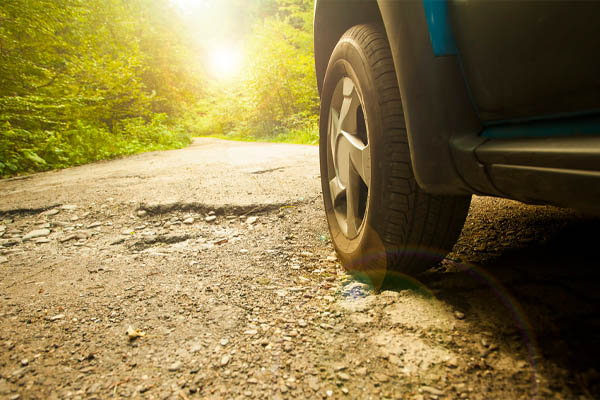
[{"xmin": 1, "ymin": 138, "xmax": 598, "ymax": 399}]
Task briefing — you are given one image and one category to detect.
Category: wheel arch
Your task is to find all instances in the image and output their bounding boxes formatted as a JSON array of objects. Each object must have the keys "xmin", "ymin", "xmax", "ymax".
[
  {"xmin": 315, "ymin": 0, "xmax": 487, "ymax": 195},
  {"xmin": 314, "ymin": 0, "xmax": 384, "ymax": 97}
]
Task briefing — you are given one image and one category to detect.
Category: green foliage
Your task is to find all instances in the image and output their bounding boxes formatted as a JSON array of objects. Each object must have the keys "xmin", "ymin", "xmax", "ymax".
[
  {"xmin": 195, "ymin": 0, "xmax": 319, "ymax": 144},
  {"xmin": 0, "ymin": 0, "xmax": 199, "ymax": 176}
]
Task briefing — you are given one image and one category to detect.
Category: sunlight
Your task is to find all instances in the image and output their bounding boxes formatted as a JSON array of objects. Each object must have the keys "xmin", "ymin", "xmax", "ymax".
[{"xmin": 208, "ymin": 45, "xmax": 243, "ymax": 80}]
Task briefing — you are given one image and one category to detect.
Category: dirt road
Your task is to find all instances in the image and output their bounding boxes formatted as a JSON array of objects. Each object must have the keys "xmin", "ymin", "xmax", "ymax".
[{"xmin": 1, "ymin": 138, "xmax": 598, "ymax": 399}]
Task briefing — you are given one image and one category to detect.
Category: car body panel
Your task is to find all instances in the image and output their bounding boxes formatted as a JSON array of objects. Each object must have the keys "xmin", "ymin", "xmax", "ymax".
[{"xmin": 314, "ymin": 0, "xmax": 600, "ymax": 212}]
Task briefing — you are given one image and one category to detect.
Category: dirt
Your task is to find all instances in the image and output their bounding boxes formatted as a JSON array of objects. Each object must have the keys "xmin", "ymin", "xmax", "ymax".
[{"xmin": 0, "ymin": 138, "xmax": 599, "ymax": 400}]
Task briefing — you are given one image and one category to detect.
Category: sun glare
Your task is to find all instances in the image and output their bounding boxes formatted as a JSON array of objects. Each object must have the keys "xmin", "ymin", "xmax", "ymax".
[{"xmin": 208, "ymin": 46, "xmax": 243, "ymax": 80}]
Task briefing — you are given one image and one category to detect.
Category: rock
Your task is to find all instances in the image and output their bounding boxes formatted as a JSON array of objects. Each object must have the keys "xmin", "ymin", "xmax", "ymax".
[
  {"xmin": 326, "ymin": 390, "xmax": 333, "ymax": 397},
  {"xmin": 454, "ymin": 311, "xmax": 465, "ymax": 320},
  {"xmin": 326, "ymin": 256, "xmax": 337, "ymax": 262},
  {"xmin": 341, "ymin": 388, "xmax": 349, "ymax": 395},
  {"xmin": 421, "ymin": 386, "xmax": 444, "ymax": 396},
  {"xmin": 205, "ymin": 216, "xmax": 217, "ymax": 223},
  {"xmin": 190, "ymin": 343, "xmax": 202, "ymax": 353},
  {"xmin": 307, "ymin": 376, "xmax": 320, "ymax": 391},
  {"xmin": 87, "ymin": 222, "xmax": 102, "ymax": 229},
  {"xmin": 356, "ymin": 367, "xmax": 367, "ymax": 376},
  {"xmin": 42, "ymin": 209, "xmax": 60, "ymax": 216},
  {"xmin": 298, "ymin": 319, "xmax": 307, "ymax": 328},
  {"xmin": 111, "ymin": 237, "xmax": 126, "ymax": 245},
  {"xmin": 0, "ymin": 256, "xmax": 9, "ymax": 264},
  {"xmin": 23, "ymin": 229, "xmax": 51, "ymax": 241},
  {"xmin": 246, "ymin": 216, "xmax": 258, "ymax": 225},
  {"xmin": 240, "ymin": 249, "xmax": 249, "ymax": 254},
  {"xmin": 137, "ymin": 210, "xmax": 148, "ymax": 217},
  {"xmin": 20, "ymin": 359, "xmax": 29, "ymax": 366},
  {"xmin": 373, "ymin": 373, "xmax": 389, "ymax": 383},
  {"xmin": 61, "ymin": 204, "xmax": 78, "ymax": 211},
  {"xmin": 337, "ymin": 372, "xmax": 350, "ymax": 381},
  {"xmin": 219, "ymin": 338, "xmax": 229, "ymax": 346},
  {"xmin": 446, "ymin": 357, "xmax": 459, "ymax": 369},
  {"xmin": 220, "ymin": 354, "xmax": 230, "ymax": 366},
  {"xmin": 49, "ymin": 314, "xmax": 65, "ymax": 321},
  {"xmin": 183, "ymin": 218, "xmax": 195, "ymax": 225},
  {"xmin": 34, "ymin": 238, "xmax": 51, "ymax": 244},
  {"xmin": 244, "ymin": 329, "xmax": 258, "ymax": 336},
  {"xmin": 168, "ymin": 361, "xmax": 183, "ymax": 372}
]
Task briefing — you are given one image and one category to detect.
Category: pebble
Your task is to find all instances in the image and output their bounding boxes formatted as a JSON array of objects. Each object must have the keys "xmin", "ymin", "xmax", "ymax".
[
  {"xmin": 246, "ymin": 216, "xmax": 258, "ymax": 225},
  {"xmin": 337, "ymin": 372, "xmax": 350, "ymax": 381},
  {"xmin": 326, "ymin": 390, "xmax": 333, "ymax": 397},
  {"xmin": 220, "ymin": 354, "xmax": 230, "ymax": 366},
  {"xmin": 20, "ymin": 359, "xmax": 29, "ymax": 366},
  {"xmin": 307, "ymin": 376, "xmax": 320, "ymax": 391},
  {"xmin": 298, "ymin": 319, "xmax": 307, "ymax": 328},
  {"xmin": 22, "ymin": 229, "xmax": 51, "ymax": 241},
  {"xmin": 454, "ymin": 311, "xmax": 465, "ymax": 320},
  {"xmin": 61, "ymin": 204, "xmax": 78, "ymax": 211},
  {"xmin": 49, "ymin": 313, "xmax": 65, "ymax": 321},
  {"xmin": 421, "ymin": 386, "xmax": 444, "ymax": 396},
  {"xmin": 240, "ymin": 249, "xmax": 249, "ymax": 254},
  {"xmin": 219, "ymin": 338, "xmax": 229, "ymax": 346},
  {"xmin": 205, "ymin": 216, "xmax": 217, "ymax": 223},
  {"xmin": 244, "ymin": 329, "xmax": 258, "ymax": 335},
  {"xmin": 183, "ymin": 218, "xmax": 195, "ymax": 224},
  {"xmin": 42, "ymin": 209, "xmax": 60, "ymax": 216},
  {"xmin": 168, "ymin": 361, "xmax": 183, "ymax": 371},
  {"xmin": 137, "ymin": 210, "xmax": 148, "ymax": 217},
  {"xmin": 87, "ymin": 222, "xmax": 102, "ymax": 229}
]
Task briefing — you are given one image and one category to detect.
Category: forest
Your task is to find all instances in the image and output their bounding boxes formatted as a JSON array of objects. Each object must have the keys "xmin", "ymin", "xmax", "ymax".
[{"xmin": 0, "ymin": 0, "xmax": 318, "ymax": 176}]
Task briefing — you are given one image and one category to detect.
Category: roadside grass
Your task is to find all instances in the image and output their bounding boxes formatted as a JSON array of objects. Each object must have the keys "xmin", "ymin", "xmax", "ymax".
[
  {"xmin": 201, "ymin": 124, "xmax": 319, "ymax": 146},
  {"xmin": 0, "ymin": 116, "xmax": 192, "ymax": 178}
]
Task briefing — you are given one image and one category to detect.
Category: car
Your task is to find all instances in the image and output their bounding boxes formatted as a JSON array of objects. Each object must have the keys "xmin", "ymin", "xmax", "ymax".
[{"xmin": 314, "ymin": 0, "xmax": 600, "ymax": 285}]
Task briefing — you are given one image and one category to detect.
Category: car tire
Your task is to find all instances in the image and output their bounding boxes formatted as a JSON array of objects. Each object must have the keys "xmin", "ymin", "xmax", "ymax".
[{"xmin": 319, "ymin": 24, "xmax": 471, "ymax": 285}]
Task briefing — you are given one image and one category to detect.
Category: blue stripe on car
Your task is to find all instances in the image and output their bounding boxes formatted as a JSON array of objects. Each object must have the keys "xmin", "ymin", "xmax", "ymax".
[{"xmin": 422, "ymin": 0, "xmax": 457, "ymax": 56}]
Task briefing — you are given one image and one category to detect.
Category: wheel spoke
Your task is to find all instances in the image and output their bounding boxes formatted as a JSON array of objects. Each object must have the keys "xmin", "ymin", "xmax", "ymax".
[
  {"xmin": 345, "ymin": 165, "xmax": 360, "ymax": 237},
  {"xmin": 328, "ymin": 177, "xmax": 345, "ymax": 204},
  {"xmin": 337, "ymin": 130, "xmax": 371, "ymax": 188},
  {"xmin": 338, "ymin": 78, "xmax": 361, "ymax": 133},
  {"xmin": 329, "ymin": 107, "xmax": 340, "ymax": 164}
]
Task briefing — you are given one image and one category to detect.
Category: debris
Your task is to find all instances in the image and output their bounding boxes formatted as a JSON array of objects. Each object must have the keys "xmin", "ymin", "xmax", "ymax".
[{"xmin": 126, "ymin": 326, "xmax": 146, "ymax": 341}]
